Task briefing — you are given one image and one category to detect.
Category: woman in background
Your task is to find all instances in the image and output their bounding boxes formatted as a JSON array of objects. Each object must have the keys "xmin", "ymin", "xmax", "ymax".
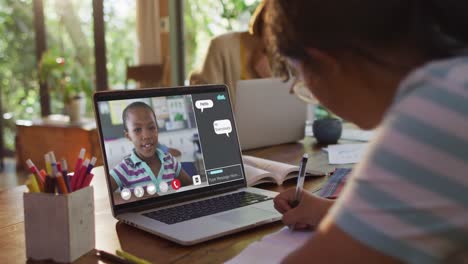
[
  {"xmin": 189, "ymin": 1, "xmax": 272, "ymax": 98},
  {"xmin": 267, "ymin": 0, "xmax": 468, "ymax": 263}
]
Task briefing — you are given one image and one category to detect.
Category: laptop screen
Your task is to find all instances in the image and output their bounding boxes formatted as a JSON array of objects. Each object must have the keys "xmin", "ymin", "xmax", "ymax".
[{"xmin": 94, "ymin": 85, "xmax": 246, "ymax": 209}]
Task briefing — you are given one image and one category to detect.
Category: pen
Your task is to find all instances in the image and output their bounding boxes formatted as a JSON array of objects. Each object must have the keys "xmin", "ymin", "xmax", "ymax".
[
  {"xmin": 289, "ymin": 153, "xmax": 309, "ymax": 230},
  {"xmin": 61, "ymin": 158, "xmax": 71, "ymax": 192},
  {"xmin": 72, "ymin": 158, "xmax": 89, "ymax": 191},
  {"xmin": 57, "ymin": 161, "xmax": 62, "ymax": 176},
  {"xmin": 49, "ymin": 152, "xmax": 58, "ymax": 176},
  {"xmin": 26, "ymin": 174, "xmax": 40, "ymax": 193},
  {"xmin": 291, "ymin": 153, "xmax": 309, "ymax": 207},
  {"xmin": 71, "ymin": 148, "xmax": 86, "ymax": 189},
  {"xmin": 26, "ymin": 159, "xmax": 44, "ymax": 192},
  {"xmin": 73, "ymin": 148, "xmax": 86, "ymax": 175},
  {"xmin": 57, "ymin": 161, "xmax": 70, "ymax": 192},
  {"xmin": 116, "ymin": 249, "xmax": 152, "ymax": 264},
  {"xmin": 42, "ymin": 170, "xmax": 55, "ymax": 194},
  {"xmin": 81, "ymin": 173, "xmax": 94, "ymax": 189},
  {"xmin": 45, "ymin": 153, "xmax": 52, "ymax": 176},
  {"xmin": 49, "ymin": 152, "xmax": 65, "ymax": 193},
  {"xmin": 56, "ymin": 172, "xmax": 69, "ymax": 194},
  {"xmin": 78, "ymin": 157, "xmax": 96, "ymax": 189},
  {"xmin": 61, "ymin": 158, "xmax": 68, "ymax": 176},
  {"xmin": 96, "ymin": 250, "xmax": 133, "ymax": 264}
]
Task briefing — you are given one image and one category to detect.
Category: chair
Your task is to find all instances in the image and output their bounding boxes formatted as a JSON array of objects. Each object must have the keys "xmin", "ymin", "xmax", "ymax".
[{"xmin": 125, "ymin": 58, "xmax": 170, "ymax": 89}]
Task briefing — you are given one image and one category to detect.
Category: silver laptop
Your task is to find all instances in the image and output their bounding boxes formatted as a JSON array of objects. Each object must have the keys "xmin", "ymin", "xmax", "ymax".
[
  {"xmin": 235, "ymin": 78, "xmax": 307, "ymax": 150},
  {"xmin": 93, "ymin": 85, "xmax": 281, "ymax": 245}
]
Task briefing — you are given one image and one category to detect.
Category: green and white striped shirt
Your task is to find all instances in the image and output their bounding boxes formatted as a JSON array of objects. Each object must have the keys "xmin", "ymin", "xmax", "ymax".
[{"xmin": 330, "ymin": 56, "xmax": 468, "ymax": 263}]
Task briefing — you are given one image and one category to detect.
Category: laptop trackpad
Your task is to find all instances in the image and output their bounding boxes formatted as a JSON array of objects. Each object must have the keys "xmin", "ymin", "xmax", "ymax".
[{"xmin": 214, "ymin": 207, "xmax": 276, "ymax": 225}]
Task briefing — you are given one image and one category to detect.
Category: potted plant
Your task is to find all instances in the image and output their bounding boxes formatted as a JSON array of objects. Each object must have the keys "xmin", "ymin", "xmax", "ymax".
[
  {"xmin": 63, "ymin": 67, "xmax": 92, "ymax": 123},
  {"xmin": 313, "ymin": 105, "xmax": 342, "ymax": 145},
  {"xmin": 38, "ymin": 49, "xmax": 92, "ymax": 123},
  {"xmin": 288, "ymin": 80, "xmax": 342, "ymax": 144}
]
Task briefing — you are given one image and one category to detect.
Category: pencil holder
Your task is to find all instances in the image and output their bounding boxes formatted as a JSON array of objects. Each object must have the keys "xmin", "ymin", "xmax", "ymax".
[{"xmin": 23, "ymin": 186, "xmax": 95, "ymax": 263}]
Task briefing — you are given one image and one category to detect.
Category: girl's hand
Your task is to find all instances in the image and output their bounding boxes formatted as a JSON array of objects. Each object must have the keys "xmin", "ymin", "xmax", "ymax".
[{"xmin": 274, "ymin": 188, "xmax": 334, "ymax": 229}]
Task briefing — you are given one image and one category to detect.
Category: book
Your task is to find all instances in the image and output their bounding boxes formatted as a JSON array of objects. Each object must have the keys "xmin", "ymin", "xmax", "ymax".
[
  {"xmin": 318, "ymin": 168, "xmax": 351, "ymax": 199},
  {"xmin": 243, "ymin": 155, "xmax": 325, "ymax": 186}
]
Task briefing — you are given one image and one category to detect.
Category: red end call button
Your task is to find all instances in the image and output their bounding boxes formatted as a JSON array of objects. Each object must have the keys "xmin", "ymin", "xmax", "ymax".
[{"xmin": 171, "ymin": 179, "xmax": 181, "ymax": 190}]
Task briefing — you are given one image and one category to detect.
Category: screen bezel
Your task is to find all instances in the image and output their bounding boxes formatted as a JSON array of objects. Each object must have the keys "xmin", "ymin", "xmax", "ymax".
[{"xmin": 93, "ymin": 85, "xmax": 247, "ymax": 215}]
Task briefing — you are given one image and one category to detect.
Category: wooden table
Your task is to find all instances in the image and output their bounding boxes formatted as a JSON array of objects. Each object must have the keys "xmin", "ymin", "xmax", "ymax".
[
  {"xmin": 1, "ymin": 139, "xmax": 330, "ymax": 264},
  {"xmin": 15, "ymin": 118, "xmax": 102, "ymax": 171}
]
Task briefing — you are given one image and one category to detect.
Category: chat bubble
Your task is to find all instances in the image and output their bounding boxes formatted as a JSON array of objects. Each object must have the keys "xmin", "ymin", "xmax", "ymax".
[
  {"xmin": 213, "ymin": 119, "xmax": 232, "ymax": 137},
  {"xmin": 195, "ymin": 100, "xmax": 214, "ymax": 112}
]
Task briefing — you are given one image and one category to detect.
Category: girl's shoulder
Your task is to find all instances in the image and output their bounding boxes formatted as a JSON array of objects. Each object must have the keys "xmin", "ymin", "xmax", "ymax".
[{"xmin": 395, "ymin": 56, "xmax": 468, "ymax": 102}]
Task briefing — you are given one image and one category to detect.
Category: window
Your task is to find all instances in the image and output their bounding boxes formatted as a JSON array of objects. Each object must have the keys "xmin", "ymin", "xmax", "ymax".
[{"xmin": 183, "ymin": 0, "xmax": 261, "ymax": 79}]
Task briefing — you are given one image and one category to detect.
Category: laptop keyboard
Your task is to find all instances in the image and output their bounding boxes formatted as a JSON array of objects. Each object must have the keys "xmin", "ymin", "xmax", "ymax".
[{"xmin": 143, "ymin": 191, "xmax": 272, "ymax": 225}]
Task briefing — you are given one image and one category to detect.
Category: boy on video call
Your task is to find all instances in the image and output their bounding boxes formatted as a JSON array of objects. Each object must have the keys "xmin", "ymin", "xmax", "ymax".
[{"xmin": 110, "ymin": 101, "xmax": 192, "ymax": 193}]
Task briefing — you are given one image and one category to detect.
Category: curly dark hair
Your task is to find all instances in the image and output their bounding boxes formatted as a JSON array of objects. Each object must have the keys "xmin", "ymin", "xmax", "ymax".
[
  {"xmin": 265, "ymin": 0, "xmax": 468, "ymax": 70},
  {"xmin": 122, "ymin": 102, "xmax": 157, "ymax": 132}
]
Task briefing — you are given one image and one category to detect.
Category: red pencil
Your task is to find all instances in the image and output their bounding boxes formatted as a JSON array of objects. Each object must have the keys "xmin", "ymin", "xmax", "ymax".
[
  {"xmin": 72, "ymin": 158, "xmax": 89, "ymax": 191},
  {"xmin": 70, "ymin": 148, "xmax": 86, "ymax": 190},
  {"xmin": 77, "ymin": 157, "xmax": 97, "ymax": 189},
  {"xmin": 81, "ymin": 173, "xmax": 94, "ymax": 188}
]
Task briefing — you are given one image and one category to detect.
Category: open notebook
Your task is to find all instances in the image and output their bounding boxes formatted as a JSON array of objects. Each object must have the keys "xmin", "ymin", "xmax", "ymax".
[{"xmin": 243, "ymin": 155, "xmax": 325, "ymax": 186}]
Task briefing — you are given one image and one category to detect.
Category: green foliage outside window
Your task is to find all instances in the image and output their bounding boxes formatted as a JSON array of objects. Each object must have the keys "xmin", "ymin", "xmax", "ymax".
[
  {"xmin": 0, "ymin": 0, "xmax": 258, "ymax": 154},
  {"xmin": 0, "ymin": 0, "xmax": 136, "ymax": 153},
  {"xmin": 38, "ymin": 48, "xmax": 93, "ymax": 103},
  {"xmin": 0, "ymin": 0, "xmax": 38, "ymax": 154}
]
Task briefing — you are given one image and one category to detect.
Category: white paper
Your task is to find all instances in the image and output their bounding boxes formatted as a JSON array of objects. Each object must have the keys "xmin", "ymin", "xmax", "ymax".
[
  {"xmin": 327, "ymin": 143, "xmax": 368, "ymax": 164},
  {"xmin": 226, "ymin": 227, "xmax": 313, "ymax": 264},
  {"xmin": 341, "ymin": 128, "xmax": 374, "ymax": 142}
]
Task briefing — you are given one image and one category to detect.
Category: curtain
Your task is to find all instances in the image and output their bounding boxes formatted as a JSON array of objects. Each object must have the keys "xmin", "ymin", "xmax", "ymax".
[{"xmin": 136, "ymin": 0, "xmax": 162, "ymax": 64}]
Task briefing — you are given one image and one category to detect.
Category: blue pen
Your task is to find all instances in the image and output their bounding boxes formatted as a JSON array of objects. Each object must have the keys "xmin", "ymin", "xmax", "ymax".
[
  {"xmin": 49, "ymin": 152, "xmax": 58, "ymax": 176},
  {"xmin": 49, "ymin": 152, "xmax": 61, "ymax": 193},
  {"xmin": 86, "ymin": 157, "xmax": 97, "ymax": 175}
]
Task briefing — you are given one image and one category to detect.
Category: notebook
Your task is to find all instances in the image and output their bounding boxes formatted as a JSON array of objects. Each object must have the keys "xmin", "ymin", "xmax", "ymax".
[
  {"xmin": 235, "ymin": 78, "xmax": 307, "ymax": 150},
  {"xmin": 226, "ymin": 227, "xmax": 313, "ymax": 263},
  {"xmin": 93, "ymin": 85, "xmax": 281, "ymax": 245}
]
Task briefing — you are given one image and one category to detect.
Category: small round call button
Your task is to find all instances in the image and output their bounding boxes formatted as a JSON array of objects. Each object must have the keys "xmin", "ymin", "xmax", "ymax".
[
  {"xmin": 134, "ymin": 186, "xmax": 144, "ymax": 198},
  {"xmin": 146, "ymin": 183, "xmax": 157, "ymax": 195},
  {"xmin": 121, "ymin": 188, "xmax": 131, "ymax": 200},
  {"xmin": 159, "ymin": 181, "xmax": 168, "ymax": 193}
]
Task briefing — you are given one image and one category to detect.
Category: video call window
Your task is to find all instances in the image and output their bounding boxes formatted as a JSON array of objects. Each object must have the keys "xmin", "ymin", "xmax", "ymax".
[
  {"xmin": 98, "ymin": 95, "xmax": 208, "ymax": 204},
  {"xmin": 97, "ymin": 92, "xmax": 244, "ymax": 205}
]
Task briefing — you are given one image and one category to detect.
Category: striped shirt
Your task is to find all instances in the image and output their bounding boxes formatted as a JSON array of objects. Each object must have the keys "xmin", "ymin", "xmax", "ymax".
[
  {"xmin": 110, "ymin": 148, "xmax": 182, "ymax": 192},
  {"xmin": 329, "ymin": 56, "xmax": 468, "ymax": 263}
]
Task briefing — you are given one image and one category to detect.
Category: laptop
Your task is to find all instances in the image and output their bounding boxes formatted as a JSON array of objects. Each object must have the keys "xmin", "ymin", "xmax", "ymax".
[
  {"xmin": 93, "ymin": 85, "xmax": 281, "ymax": 245},
  {"xmin": 235, "ymin": 78, "xmax": 307, "ymax": 150}
]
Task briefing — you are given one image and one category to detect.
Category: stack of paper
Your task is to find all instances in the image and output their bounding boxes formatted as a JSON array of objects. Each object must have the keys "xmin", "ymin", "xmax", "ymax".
[
  {"xmin": 226, "ymin": 227, "xmax": 313, "ymax": 264},
  {"xmin": 324, "ymin": 143, "xmax": 368, "ymax": 164},
  {"xmin": 340, "ymin": 128, "xmax": 375, "ymax": 142}
]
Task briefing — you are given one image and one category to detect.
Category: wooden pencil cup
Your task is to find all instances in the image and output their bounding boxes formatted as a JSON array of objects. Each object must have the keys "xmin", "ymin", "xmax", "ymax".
[{"xmin": 23, "ymin": 186, "xmax": 95, "ymax": 263}]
